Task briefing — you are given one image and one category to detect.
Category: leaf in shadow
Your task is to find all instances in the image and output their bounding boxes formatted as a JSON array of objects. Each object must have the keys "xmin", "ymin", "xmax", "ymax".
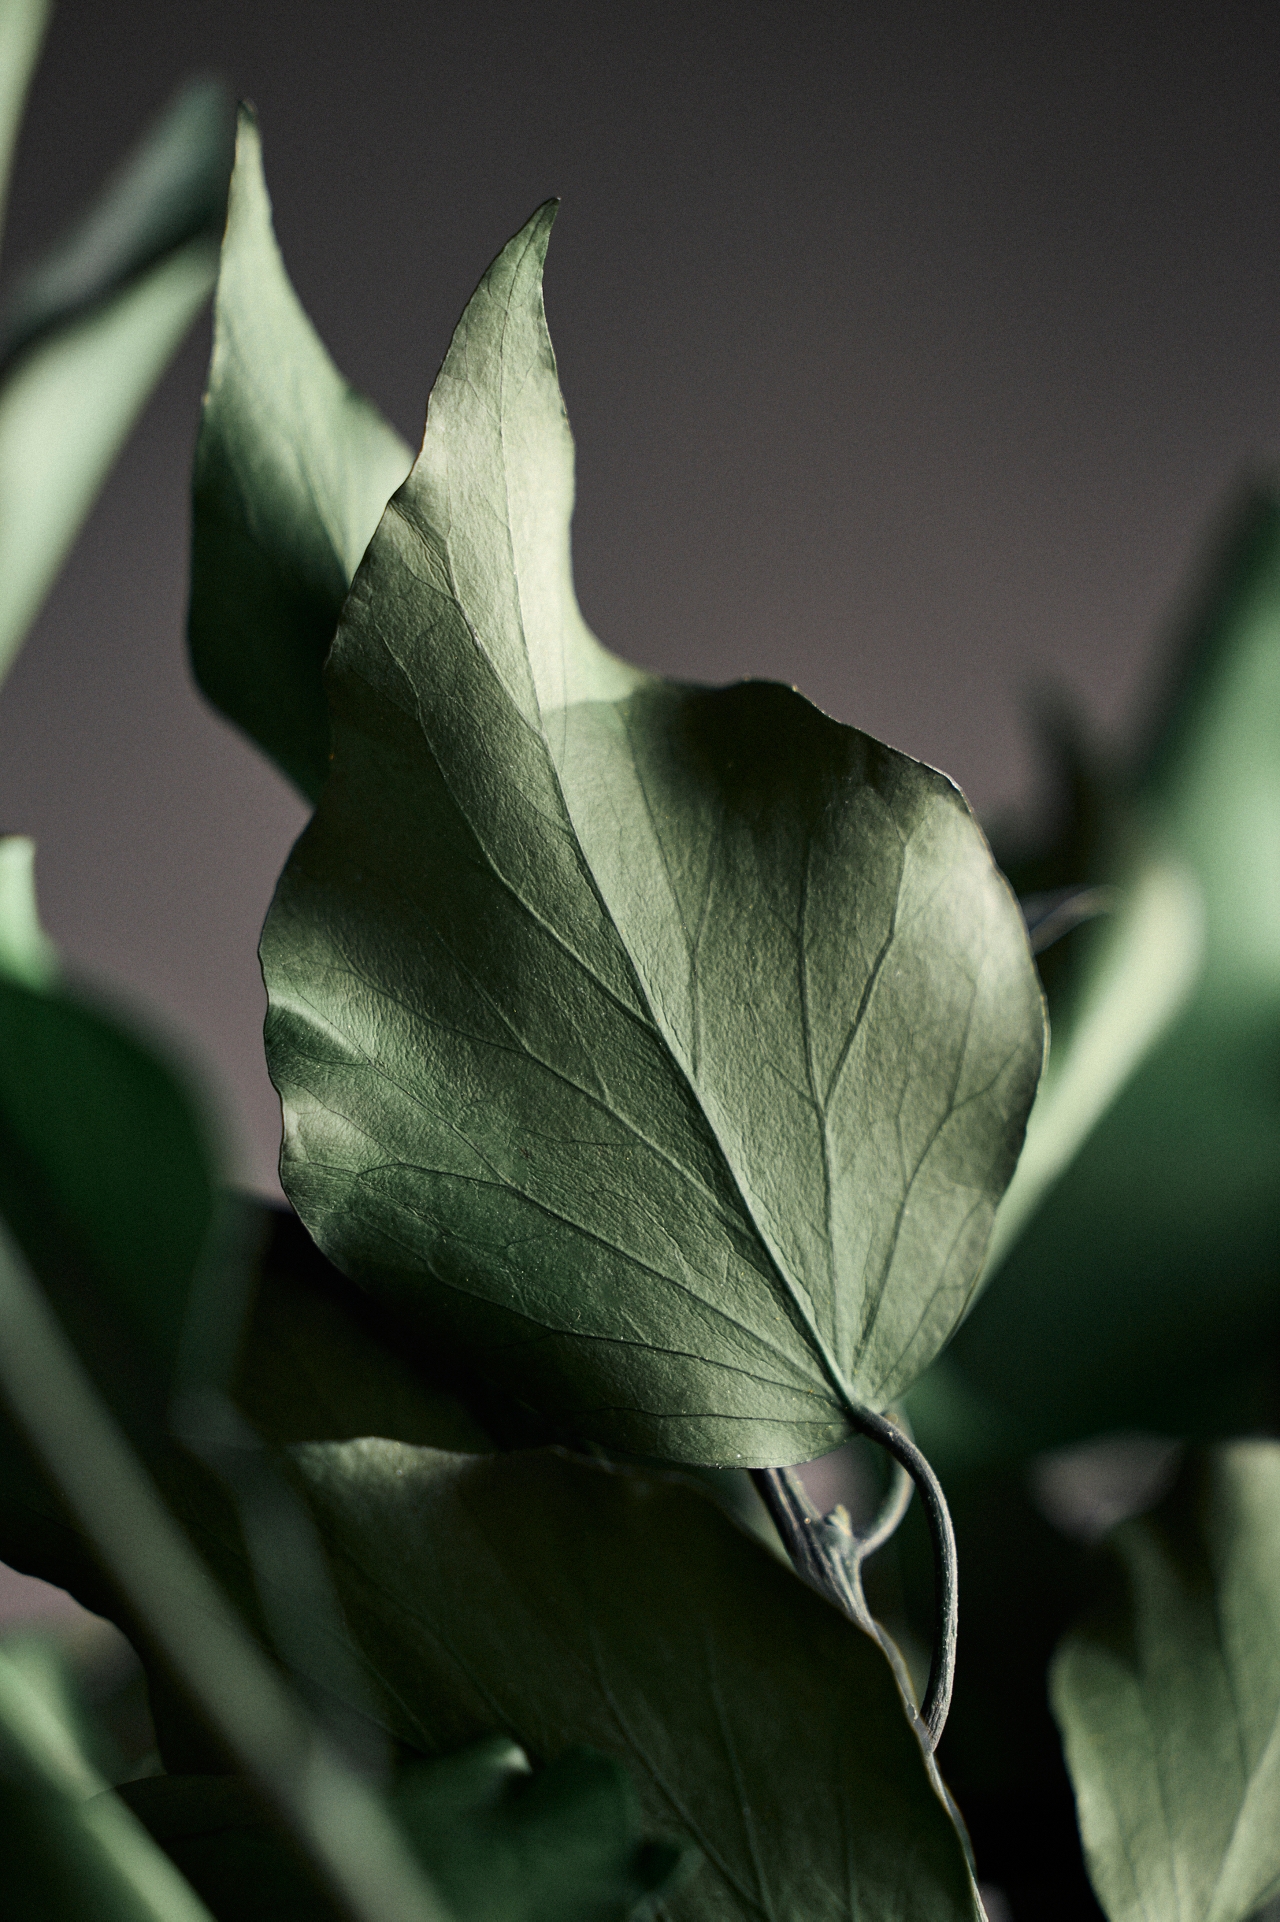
[
  {"xmin": 0, "ymin": 1634, "xmax": 215, "ymax": 1921},
  {"xmin": 119, "ymin": 1739, "xmax": 686, "ymax": 1922},
  {"xmin": 170, "ymin": 1439, "xmax": 984, "ymax": 1922},
  {"xmin": 911, "ymin": 486, "xmax": 1280, "ymax": 1463}
]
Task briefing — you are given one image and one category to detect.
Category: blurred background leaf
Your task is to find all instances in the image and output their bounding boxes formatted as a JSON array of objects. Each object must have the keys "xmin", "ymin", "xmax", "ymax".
[
  {"xmin": 0, "ymin": 0, "xmax": 46, "ymax": 234},
  {"xmin": 0, "ymin": 1632, "xmax": 216, "ymax": 1920},
  {"xmin": 1052, "ymin": 1444, "xmax": 1280, "ymax": 1922},
  {"xmin": 0, "ymin": 69, "xmax": 234, "ymax": 685},
  {"xmin": 909, "ymin": 484, "xmax": 1280, "ymax": 1463}
]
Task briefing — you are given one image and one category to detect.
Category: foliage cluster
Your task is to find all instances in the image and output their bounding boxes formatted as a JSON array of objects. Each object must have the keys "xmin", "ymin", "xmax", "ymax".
[{"xmin": 0, "ymin": 7, "xmax": 1276, "ymax": 1919}]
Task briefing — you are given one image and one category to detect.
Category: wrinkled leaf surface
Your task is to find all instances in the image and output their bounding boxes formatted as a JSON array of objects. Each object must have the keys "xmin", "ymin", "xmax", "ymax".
[{"xmin": 261, "ymin": 204, "xmax": 1045, "ymax": 1466}]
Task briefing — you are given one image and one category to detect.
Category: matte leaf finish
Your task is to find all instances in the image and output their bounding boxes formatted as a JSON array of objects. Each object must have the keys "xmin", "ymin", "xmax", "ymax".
[
  {"xmin": 1052, "ymin": 1445, "xmax": 1280, "ymax": 1922},
  {"xmin": 188, "ymin": 109, "xmax": 413, "ymax": 800},
  {"xmin": 187, "ymin": 1440, "xmax": 983, "ymax": 1922},
  {"xmin": 121, "ymin": 1742, "xmax": 685, "ymax": 1922},
  {"xmin": 261, "ymin": 204, "xmax": 1045, "ymax": 1466}
]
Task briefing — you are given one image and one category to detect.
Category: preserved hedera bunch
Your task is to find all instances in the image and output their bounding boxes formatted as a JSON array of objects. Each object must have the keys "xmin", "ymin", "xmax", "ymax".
[{"xmin": 0, "ymin": 18, "xmax": 1276, "ymax": 1921}]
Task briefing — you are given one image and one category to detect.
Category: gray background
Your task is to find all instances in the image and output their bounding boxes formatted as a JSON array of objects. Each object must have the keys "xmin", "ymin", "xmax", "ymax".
[{"xmin": 0, "ymin": 0, "xmax": 1277, "ymax": 1195}]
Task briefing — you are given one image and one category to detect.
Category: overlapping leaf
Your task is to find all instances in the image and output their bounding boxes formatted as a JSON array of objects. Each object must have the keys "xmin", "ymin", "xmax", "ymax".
[
  {"xmin": 168, "ymin": 1439, "xmax": 983, "ymax": 1922},
  {"xmin": 188, "ymin": 108, "xmax": 412, "ymax": 800},
  {"xmin": 0, "ymin": 839, "xmax": 220, "ymax": 1433},
  {"xmin": 261, "ymin": 204, "xmax": 1045, "ymax": 1467},
  {"xmin": 1052, "ymin": 1444, "xmax": 1280, "ymax": 1922}
]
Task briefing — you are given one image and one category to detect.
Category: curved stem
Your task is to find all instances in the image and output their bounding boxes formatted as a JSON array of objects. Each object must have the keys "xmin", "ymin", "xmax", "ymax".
[
  {"xmin": 752, "ymin": 1409, "xmax": 957, "ymax": 1751},
  {"xmin": 845, "ymin": 1406, "xmax": 957, "ymax": 1748}
]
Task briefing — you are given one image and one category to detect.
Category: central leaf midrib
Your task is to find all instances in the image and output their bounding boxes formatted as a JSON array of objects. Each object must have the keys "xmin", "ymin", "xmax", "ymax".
[{"xmin": 443, "ymin": 352, "xmax": 856, "ymax": 1421}]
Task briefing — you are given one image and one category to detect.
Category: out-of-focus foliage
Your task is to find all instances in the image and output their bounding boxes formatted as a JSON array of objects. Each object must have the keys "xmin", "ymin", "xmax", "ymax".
[
  {"xmin": 0, "ymin": 2, "xmax": 235, "ymax": 685},
  {"xmin": 1053, "ymin": 1446, "xmax": 1280, "ymax": 1922},
  {"xmin": 909, "ymin": 488, "xmax": 1280, "ymax": 1464}
]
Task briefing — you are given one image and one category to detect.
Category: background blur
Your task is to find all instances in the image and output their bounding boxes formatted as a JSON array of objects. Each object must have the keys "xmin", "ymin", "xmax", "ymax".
[{"xmin": 0, "ymin": 0, "xmax": 1277, "ymax": 1200}]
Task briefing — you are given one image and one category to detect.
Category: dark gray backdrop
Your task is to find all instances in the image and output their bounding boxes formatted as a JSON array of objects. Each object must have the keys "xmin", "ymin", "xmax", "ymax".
[{"xmin": 0, "ymin": 0, "xmax": 1275, "ymax": 1193}]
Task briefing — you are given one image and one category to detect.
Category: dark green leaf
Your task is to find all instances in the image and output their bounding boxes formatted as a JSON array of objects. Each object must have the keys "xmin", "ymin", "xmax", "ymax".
[
  {"xmin": 910, "ymin": 488, "xmax": 1280, "ymax": 1461},
  {"xmin": 171, "ymin": 1439, "xmax": 983, "ymax": 1922},
  {"xmin": 188, "ymin": 107, "xmax": 412, "ymax": 800},
  {"xmin": 121, "ymin": 1741, "xmax": 685, "ymax": 1922},
  {"xmin": 261, "ymin": 204, "xmax": 1045, "ymax": 1466},
  {"xmin": 1052, "ymin": 1444, "xmax": 1280, "ymax": 1922},
  {"xmin": 0, "ymin": 79, "xmax": 233, "ymax": 371},
  {"xmin": 0, "ymin": 973, "xmax": 219, "ymax": 1427},
  {"xmin": 233, "ymin": 1203, "xmax": 497, "ymax": 1453},
  {"xmin": 394, "ymin": 1740, "xmax": 685, "ymax": 1922}
]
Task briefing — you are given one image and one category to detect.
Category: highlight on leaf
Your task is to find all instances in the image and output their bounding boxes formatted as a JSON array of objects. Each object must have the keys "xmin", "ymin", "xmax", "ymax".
[{"xmin": 260, "ymin": 202, "xmax": 1047, "ymax": 1468}]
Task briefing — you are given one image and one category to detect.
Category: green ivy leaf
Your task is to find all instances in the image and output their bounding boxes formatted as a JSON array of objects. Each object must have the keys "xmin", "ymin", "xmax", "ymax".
[
  {"xmin": 260, "ymin": 204, "xmax": 1045, "ymax": 1467},
  {"xmin": 120, "ymin": 1741, "xmax": 685, "ymax": 1922},
  {"xmin": 910, "ymin": 488, "xmax": 1280, "ymax": 1462},
  {"xmin": 180, "ymin": 1440, "xmax": 982, "ymax": 1922},
  {"xmin": 1051, "ymin": 1444, "xmax": 1280, "ymax": 1922},
  {"xmin": 188, "ymin": 107, "xmax": 413, "ymax": 801}
]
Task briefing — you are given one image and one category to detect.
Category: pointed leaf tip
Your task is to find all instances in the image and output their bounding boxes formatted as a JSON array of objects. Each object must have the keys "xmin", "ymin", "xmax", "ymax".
[{"xmin": 262, "ymin": 206, "xmax": 1046, "ymax": 1465}]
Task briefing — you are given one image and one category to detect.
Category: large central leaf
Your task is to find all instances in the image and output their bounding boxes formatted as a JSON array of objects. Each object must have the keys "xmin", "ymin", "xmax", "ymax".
[{"xmin": 261, "ymin": 205, "xmax": 1044, "ymax": 1466}]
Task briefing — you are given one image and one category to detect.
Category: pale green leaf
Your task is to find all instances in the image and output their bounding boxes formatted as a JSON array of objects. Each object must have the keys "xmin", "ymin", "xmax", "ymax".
[
  {"xmin": 1052, "ymin": 1444, "xmax": 1280, "ymax": 1922},
  {"xmin": 188, "ymin": 107, "xmax": 413, "ymax": 800},
  {"xmin": 0, "ymin": 0, "xmax": 47, "ymax": 236},
  {"xmin": 260, "ymin": 205, "xmax": 1045, "ymax": 1466},
  {"xmin": 0, "ymin": 79, "xmax": 233, "ymax": 370},
  {"xmin": 0, "ymin": 834, "xmax": 57, "ymax": 988},
  {"xmin": 0, "ymin": 234, "xmax": 218, "ymax": 683}
]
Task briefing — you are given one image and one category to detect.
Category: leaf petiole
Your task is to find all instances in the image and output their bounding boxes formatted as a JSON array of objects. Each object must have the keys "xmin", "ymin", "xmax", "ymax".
[{"xmin": 752, "ymin": 1407, "xmax": 957, "ymax": 1751}]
